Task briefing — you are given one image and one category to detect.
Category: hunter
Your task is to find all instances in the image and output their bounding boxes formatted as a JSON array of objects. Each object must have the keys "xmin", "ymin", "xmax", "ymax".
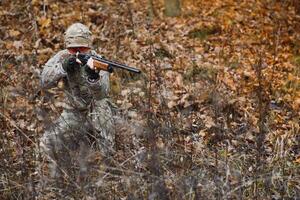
[{"xmin": 40, "ymin": 23, "xmax": 115, "ymax": 178}]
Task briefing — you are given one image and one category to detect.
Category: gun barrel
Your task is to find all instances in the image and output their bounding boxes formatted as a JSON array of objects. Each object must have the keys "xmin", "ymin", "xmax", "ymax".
[{"xmin": 92, "ymin": 56, "xmax": 141, "ymax": 73}]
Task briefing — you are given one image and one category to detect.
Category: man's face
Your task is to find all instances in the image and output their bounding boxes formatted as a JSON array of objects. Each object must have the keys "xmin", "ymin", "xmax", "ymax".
[{"xmin": 67, "ymin": 47, "xmax": 90, "ymax": 54}]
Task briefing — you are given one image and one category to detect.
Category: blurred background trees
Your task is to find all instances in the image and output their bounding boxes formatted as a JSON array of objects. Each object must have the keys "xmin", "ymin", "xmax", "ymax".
[{"xmin": 164, "ymin": 0, "xmax": 181, "ymax": 17}]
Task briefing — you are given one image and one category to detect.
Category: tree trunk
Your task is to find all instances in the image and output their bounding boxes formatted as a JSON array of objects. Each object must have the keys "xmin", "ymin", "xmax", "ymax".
[
  {"xmin": 148, "ymin": 0, "xmax": 156, "ymax": 19},
  {"xmin": 294, "ymin": 0, "xmax": 300, "ymax": 15},
  {"xmin": 164, "ymin": 0, "xmax": 181, "ymax": 17}
]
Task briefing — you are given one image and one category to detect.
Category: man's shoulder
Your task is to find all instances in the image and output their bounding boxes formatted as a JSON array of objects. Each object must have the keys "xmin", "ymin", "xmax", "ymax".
[
  {"xmin": 46, "ymin": 49, "xmax": 69, "ymax": 65},
  {"xmin": 51, "ymin": 49, "xmax": 70, "ymax": 60}
]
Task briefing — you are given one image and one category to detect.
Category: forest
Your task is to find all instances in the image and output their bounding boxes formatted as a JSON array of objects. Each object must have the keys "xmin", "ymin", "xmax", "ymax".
[{"xmin": 0, "ymin": 0, "xmax": 300, "ymax": 199}]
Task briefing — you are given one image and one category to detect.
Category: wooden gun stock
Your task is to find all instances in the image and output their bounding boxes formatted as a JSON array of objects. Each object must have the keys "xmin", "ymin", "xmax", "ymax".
[{"xmin": 93, "ymin": 59, "xmax": 110, "ymax": 71}]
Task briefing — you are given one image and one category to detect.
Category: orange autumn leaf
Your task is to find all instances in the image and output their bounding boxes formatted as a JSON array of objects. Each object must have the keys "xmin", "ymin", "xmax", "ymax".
[{"xmin": 38, "ymin": 17, "xmax": 51, "ymax": 29}]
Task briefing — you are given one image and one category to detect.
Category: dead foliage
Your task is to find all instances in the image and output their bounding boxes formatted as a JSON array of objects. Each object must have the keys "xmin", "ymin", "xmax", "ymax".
[{"xmin": 0, "ymin": 0, "xmax": 300, "ymax": 199}]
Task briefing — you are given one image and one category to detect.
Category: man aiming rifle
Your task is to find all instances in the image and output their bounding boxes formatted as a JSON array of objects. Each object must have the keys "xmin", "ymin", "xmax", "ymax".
[{"xmin": 39, "ymin": 23, "xmax": 139, "ymax": 179}]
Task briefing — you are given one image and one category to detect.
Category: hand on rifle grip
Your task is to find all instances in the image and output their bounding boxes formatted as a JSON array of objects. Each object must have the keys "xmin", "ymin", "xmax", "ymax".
[
  {"xmin": 62, "ymin": 56, "xmax": 80, "ymax": 73},
  {"xmin": 85, "ymin": 65, "xmax": 100, "ymax": 80}
]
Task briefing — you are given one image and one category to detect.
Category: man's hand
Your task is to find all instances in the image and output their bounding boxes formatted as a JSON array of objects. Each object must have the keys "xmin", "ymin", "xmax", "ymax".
[
  {"xmin": 62, "ymin": 56, "xmax": 80, "ymax": 73},
  {"xmin": 85, "ymin": 65, "xmax": 100, "ymax": 81}
]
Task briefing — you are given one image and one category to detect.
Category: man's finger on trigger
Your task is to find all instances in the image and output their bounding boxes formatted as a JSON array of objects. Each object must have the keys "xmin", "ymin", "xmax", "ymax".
[
  {"xmin": 87, "ymin": 57, "xmax": 94, "ymax": 69},
  {"xmin": 75, "ymin": 52, "xmax": 82, "ymax": 64},
  {"xmin": 76, "ymin": 58, "xmax": 82, "ymax": 64}
]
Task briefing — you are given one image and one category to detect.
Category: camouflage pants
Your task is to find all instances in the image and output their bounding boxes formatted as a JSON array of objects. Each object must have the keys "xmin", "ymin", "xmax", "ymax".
[{"xmin": 40, "ymin": 98, "xmax": 115, "ymax": 178}]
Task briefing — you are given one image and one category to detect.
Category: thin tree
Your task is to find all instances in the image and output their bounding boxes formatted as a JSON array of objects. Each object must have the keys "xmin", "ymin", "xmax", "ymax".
[{"xmin": 164, "ymin": 0, "xmax": 181, "ymax": 17}]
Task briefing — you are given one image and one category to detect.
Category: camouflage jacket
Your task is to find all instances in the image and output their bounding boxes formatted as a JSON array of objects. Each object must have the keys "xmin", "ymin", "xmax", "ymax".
[{"xmin": 41, "ymin": 49, "xmax": 110, "ymax": 109}]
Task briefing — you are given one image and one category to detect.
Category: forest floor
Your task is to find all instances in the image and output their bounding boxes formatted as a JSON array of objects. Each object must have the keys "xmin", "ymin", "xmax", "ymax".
[{"xmin": 1, "ymin": 0, "xmax": 300, "ymax": 199}]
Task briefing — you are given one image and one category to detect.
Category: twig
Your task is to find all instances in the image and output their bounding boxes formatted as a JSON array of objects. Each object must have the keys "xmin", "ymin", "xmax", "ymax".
[{"xmin": 0, "ymin": 111, "xmax": 81, "ymax": 190}]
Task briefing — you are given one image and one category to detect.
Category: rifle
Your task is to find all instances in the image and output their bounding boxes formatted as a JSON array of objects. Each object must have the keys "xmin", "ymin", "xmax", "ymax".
[
  {"xmin": 30, "ymin": 53, "xmax": 140, "ymax": 101},
  {"xmin": 75, "ymin": 53, "xmax": 141, "ymax": 74}
]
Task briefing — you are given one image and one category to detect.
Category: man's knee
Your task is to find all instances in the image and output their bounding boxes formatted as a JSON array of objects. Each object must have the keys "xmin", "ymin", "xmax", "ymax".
[{"xmin": 40, "ymin": 129, "xmax": 63, "ymax": 158}]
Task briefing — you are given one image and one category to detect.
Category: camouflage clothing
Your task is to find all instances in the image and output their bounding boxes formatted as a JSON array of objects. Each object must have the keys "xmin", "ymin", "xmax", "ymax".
[{"xmin": 40, "ymin": 49, "xmax": 115, "ymax": 177}]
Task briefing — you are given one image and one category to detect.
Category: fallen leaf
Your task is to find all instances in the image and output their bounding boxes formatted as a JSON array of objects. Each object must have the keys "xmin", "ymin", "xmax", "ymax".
[
  {"xmin": 38, "ymin": 17, "xmax": 51, "ymax": 29},
  {"xmin": 13, "ymin": 41, "xmax": 23, "ymax": 50},
  {"xmin": 9, "ymin": 30, "xmax": 21, "ymax": 37}
]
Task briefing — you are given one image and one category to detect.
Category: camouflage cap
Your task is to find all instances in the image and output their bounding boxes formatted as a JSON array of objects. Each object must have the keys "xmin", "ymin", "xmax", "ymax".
[{"xmin": 64, "ymin": 23, "xmax": 92, "ymax": 48}]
